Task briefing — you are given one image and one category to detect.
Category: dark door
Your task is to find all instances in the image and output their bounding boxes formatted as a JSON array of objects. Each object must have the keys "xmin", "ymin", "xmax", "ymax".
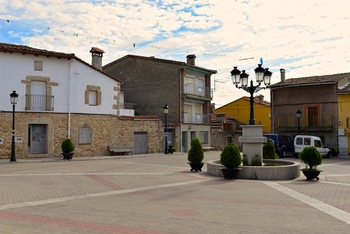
[{"xmin": 28, "ymin": 124, "xmax": 47, "ymax": 154}]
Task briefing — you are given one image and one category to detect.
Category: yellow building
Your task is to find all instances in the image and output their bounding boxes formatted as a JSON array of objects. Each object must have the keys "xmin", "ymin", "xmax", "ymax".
[
  {"xmin": 337, "ymin": 86, "xmax": 350, "ymax": 155},
  {"xmin": 216, "ymin": 95, "xmax": 271, "ymax": 133}
]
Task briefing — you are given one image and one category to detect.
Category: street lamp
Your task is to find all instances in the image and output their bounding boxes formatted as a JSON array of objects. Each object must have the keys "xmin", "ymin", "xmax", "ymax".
[
  {"xmin": 231, "ymin": 64, "xmax": 272, "ymax": 125},
  {"xmin": 10, "ymin": 91, "xmax": 19, "ymax": 162},
  {"xmin": 163, "ymin": 104, "xmax": 169, "ymax": 154},
  {"xmin": 296, "ymin": 109, "xmax": 302, "ymax": 135}
]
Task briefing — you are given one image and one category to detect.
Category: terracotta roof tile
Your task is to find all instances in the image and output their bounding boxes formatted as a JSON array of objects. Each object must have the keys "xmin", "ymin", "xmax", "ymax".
[
  {"xmin": 90, "ymin": 47, "xmax": 105, "ymax": 53},
  {"xmin": 0, "ymin": 42, "xmax": 75, "ymax": 59},
  {"xmin": 270, "ymin": 72, "xmax": 350, "ymax": 88}
]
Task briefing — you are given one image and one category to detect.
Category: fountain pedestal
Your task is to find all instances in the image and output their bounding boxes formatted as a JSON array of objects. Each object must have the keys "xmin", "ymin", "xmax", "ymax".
[{"xmin": 238, "ymin": 125, "xmax": 266, "ymax": 166}]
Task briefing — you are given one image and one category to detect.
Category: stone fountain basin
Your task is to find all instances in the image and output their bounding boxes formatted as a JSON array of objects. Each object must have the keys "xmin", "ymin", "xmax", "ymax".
[{"xmin": 207, "ymin": 159, "xmax": 300, "ymax": 180}]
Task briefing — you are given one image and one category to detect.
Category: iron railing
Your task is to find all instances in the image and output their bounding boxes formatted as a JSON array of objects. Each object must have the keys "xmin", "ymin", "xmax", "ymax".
[
  {"xmin": 184, "ymin": 84, "xmax": 212, "ymax": 99},
  {"xmin": 183, "ymin": 113, "xmax": 210, "ymax": 124},
  {"xmin": 276, "ymin": 115, "xmax": 333, "ymax": 132},
  {"xmin": 25, "ymin": 95, "xmax": 54, "ymax": 111}
]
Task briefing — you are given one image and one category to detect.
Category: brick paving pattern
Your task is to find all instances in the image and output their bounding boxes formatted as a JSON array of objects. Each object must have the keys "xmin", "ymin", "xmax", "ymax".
[{"xmin": 0, "ymin": 152, "xmax": 349, "ymax": 233}]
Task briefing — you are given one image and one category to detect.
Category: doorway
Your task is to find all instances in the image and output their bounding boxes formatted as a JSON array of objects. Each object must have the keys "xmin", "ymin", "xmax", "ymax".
[
  {"xmin": 28, "ymin": 124, "xmax": 47, "ymax": 154},
  {"xmin": 134, "ymin": 132, "xmax": 147, "ymax": 154},
  {"xmin": 182, "ymin": 131, "xmax": 188, "ymax": 152}
]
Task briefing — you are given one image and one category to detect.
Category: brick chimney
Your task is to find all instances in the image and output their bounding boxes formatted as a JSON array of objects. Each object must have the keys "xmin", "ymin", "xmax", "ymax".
[
  {"xmin": 186, "ymin": 54, "xmax": 196, "ymax": 65},
  {"xmin": 280, "ymin": 68, "xmax": 286, "ymax": 82},
  {"xmin": 90, "ymin": 47, "xmax": 105, "ymax": 70}
]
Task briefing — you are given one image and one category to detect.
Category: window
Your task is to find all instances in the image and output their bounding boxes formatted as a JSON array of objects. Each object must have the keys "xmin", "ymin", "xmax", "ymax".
[
  {"xmin": 314, "ymin": 140, "xmax": 321, "ymax": 148},
  {"xmin": 85, "ymin": 85, "xmax": 101, "ymax": 106},
  {"xmin": 22, "ymin": 76, "xmax": 57, "ymax": 111},
  {"xmin": 88, "ymin": 91, "xmax": 97, "ymax": 105},
  {"xmin": 296, "ymin": 137, "xmax": 303, "ymax": 145},
  {"xmin": 34, "ymin": 60, "xmax": 43, "ymax": 71},
  {"xmin": 304, "ymin": 138, "xmax": 311, "ymax": 145},
  {"xmin": 198, "ymin": 131, "xmax": 208, "ymax": 144},
  {"xmin": 79, "ymin": 125, "xmax": 92, "ymax": 144}
]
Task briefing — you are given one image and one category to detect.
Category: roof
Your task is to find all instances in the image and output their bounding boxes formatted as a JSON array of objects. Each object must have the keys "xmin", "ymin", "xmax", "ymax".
[
  {"xmin": 0, "ymin": 42, "xmax": 75, "ymax": 59},
  {"xmin": 0, "ymin": 42, "xmax": 120, "ymax": 82},
  {"xmin": 270, "ymin": 72, "xmax": 350, "ymax": 88},
  {"xmin": 216, "ymin": 96, "xmax": 271, "ymax": 110},
  {"xmin": 103, "ymin": 54, "xmax": 217, "ymax": 74},
  {"xmin": 337, "ymin": 84, "xmax": 350, "ymax": 94},
  {"xmin": 90, "ymin": 47, "xmax": 105, "ymax": 53}
]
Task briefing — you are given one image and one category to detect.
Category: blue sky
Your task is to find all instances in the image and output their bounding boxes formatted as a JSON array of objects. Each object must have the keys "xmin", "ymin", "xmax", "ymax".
[{"xmin": 1, "ymin": 0, "xmax": 350, "ymax": 107}]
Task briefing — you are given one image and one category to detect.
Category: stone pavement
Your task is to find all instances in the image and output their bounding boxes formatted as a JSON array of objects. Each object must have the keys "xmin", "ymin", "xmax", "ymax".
[{"xmin": 0, "ymin": 152, "xmax": 350, "ymax": 234}]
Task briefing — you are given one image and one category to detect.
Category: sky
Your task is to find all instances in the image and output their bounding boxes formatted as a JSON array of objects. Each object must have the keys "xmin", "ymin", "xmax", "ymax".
[{"xmin": 1, "ymin": 0, "xmax": 350, "ymax": 107}]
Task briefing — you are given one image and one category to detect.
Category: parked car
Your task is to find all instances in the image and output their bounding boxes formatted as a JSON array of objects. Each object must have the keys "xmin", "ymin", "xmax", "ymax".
[
  {"xmin": 294, "ymin": 135, "xmax": 330, "ymax": 158},
  {"xmin": 263, "ymin": 134, "xmax": 295, "ymax": 157}
]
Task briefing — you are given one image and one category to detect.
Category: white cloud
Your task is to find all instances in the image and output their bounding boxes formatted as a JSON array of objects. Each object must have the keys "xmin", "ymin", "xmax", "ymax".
[{"xmin": 1, "ymin": 0, "xmax": 350, "ymax": 107}]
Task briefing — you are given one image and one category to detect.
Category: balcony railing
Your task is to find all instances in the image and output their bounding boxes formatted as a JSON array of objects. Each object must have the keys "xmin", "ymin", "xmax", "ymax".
[
  {"xmin": 183, "ymin": 113, "xmax": 210, "ymax": 124},
  {"xmin": 184, "ymin": 84, "xmax": 212, "ymax": 99},
  {"xmin": 25, "ymin": 94, "xmax": 54, "ymax": 111},
  {"xmin": 276, "ymin": 115, "xmax": 334, "ymax": 132},
  {"xmin": 119, "ymin": 103, "xmax": 135, "ymax": 116}
]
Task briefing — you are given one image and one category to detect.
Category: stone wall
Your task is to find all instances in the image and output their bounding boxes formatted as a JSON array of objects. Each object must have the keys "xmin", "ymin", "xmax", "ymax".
[{"xmin": 0, "ymin": 112, "xmax": 161, "ymax": 159}]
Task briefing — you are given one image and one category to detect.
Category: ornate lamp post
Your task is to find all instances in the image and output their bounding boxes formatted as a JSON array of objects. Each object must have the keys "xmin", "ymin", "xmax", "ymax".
[
  {"xmin": 231, "ymin": 64, "xmax": 272, "ymax": 125},
  {"xmin": 10, "ymin": 91, "xmax": 19, "ymax": 163},
  {"xmin": 296, "ymin": 109, "xmax": 302, "ymax": 135},
  {"xmin": 163, "ymin": 104, "xmax": 169, "ymax": 154}
]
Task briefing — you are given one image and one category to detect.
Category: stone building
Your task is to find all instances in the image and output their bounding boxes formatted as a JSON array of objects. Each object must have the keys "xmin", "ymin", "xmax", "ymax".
[
  {"xmin": 0, "ymin": 43, "xmax": 161, "ymax": 159},
  {"xmin": 103, "ymin": 54, "xmax": 217, "ymax": 152},
  {"xmin": 269, "ymin": 69, "xmax": 350, "ymax": 150}
]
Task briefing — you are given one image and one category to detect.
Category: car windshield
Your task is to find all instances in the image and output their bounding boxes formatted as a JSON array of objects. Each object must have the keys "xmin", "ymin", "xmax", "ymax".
[{"xmin": 314, "ymin": 140, "xmax": 322, "ymax": 148}]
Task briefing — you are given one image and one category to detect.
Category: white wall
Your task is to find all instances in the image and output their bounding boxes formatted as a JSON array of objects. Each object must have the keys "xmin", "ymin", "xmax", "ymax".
[{"xmin": 0, "ymin": 52, "xmax": 120, "ymax": 115}]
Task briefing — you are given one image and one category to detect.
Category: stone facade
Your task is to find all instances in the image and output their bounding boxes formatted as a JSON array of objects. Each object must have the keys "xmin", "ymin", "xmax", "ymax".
[{"xmin": 0, "ymin": 112, "xmax": 161, "ymax": 159}]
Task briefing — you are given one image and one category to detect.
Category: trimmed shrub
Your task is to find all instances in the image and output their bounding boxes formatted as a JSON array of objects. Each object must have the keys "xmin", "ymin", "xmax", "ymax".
[
  {"xmin": 220, "ymin": 144, "xmax": 242, "ymax": 169},
  {"xmin": 263, "ymin": 138, "xmax": 278, "ymax": 159},
  {"xmin": 61, "ymin": 138, "xmax": 75, "ymax": 153},
  {"xmin": 299, "ymin": 146, "xmax": 322, "ymax": 170},
  {"xmin": 187, "ymin": 138, "xmax": 204, "ymax": 163}
]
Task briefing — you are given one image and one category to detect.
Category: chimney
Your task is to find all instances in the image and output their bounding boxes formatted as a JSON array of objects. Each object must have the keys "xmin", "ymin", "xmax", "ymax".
[
  {"xmin": 186, "ymin": 54, "xmax": 196, "ymax": 66},
  {"xmin": 280, "ymin": 68, "xmax": 285, "ymax": 82},
  {"xmin": 255, "ymin": 95, "xmax": 264, "ymax": 104},
  {"xmin": 90, "ymin": 47, "xmax": 105, "ymax": 70}
]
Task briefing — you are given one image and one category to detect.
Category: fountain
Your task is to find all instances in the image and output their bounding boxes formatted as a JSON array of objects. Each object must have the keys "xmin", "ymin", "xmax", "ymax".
[
  {"xmin": 207, "ymin": 125, "xmax": 300, "ymax": 180},
  {"xmin": 207, "ymin": 64, "xmax": 300, "ymax": 180}
]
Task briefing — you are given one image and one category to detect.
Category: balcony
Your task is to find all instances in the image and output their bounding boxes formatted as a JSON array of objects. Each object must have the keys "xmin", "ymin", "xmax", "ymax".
[
  {"xmin": 276, "ymin": 115, "xmax": 333, "ymax": 132},
  {"xmin": 184, "ymin": 84, "xmax": 212, "ymax": 100},
  {"xmin": 25, "ymin": 94, "xmax": 54, "ymax": 111},
  {"xmin": 119, "ymin": 103, "xmax": 135, "ymax": 116},
  {"xmin": 183, "ymin": 113, "xmax": 210, "ymax": 124}
]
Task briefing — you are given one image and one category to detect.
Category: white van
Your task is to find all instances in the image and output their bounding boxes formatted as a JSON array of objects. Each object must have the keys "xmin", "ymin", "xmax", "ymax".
[{"xmin": 294, "ymin": 135, "xmax": 330, "ymax": 157}]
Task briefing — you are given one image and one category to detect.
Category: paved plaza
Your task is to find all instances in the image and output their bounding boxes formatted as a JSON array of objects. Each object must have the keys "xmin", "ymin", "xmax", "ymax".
[{"xmin": 0, "ymin": 151, "xmax": 350, "ymax": 234}]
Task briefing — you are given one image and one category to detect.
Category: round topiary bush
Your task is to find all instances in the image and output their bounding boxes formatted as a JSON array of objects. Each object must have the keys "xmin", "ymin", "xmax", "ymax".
[
  {"xmin": 188, "ymin": 138, "xmax": 204, "ymax": 163},
  {"xmin": 263, "ymin": 138, "xmax": 278, "ymax": 159},
  {"xmin": 61, "ymin": 138, "xmax": 75, "ymax": 153},
  {"xmin": 220, "ymin": 144, "xmax": 242, "ymax": 169},
  {"xmin": 299, "ymin": 146, "xmax": 322, "ymax": 170}
]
